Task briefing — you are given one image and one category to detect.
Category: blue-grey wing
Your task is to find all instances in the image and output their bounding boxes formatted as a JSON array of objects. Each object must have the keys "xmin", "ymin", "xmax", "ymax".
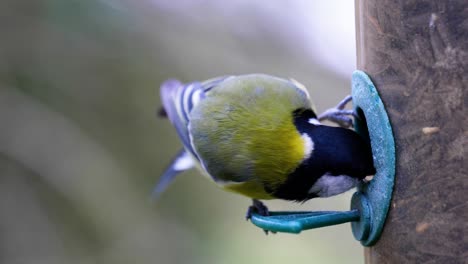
[
  {"xmin": 160, "ymin": 77, "xmax": 231, "ymax": 157},
  {"xmin": 154, "ymin": 76, "xmax": 232, "ymax": 198},
  {"xmin": 160, "ymin": 79, "xmax": 203, "ymax": 157}
]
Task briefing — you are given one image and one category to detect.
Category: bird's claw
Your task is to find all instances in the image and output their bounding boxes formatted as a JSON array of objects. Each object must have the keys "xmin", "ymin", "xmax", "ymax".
[
  {"xmin": 318, "ymin": 95, "xmax": 357, "ymax": 128},
  {"xmin": 245, "ymin": 199, "xmax": 275, "ymax": 235},
  {"xmin": 335, "ymin": 95, "xmax": 353, "ymax": 110},
  {"xmin": 245, "ymin": 199, "xmax": 270, "ymax": 220},
  {"xmin": 319, "ymin": 109, "xmax": 354, "ymax": 128}
]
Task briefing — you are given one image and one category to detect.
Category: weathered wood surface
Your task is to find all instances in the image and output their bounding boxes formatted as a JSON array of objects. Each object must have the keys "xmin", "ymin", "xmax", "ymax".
[{"xmin": 355, "ymin": 0, "xmax": 468, "ymax": 263}]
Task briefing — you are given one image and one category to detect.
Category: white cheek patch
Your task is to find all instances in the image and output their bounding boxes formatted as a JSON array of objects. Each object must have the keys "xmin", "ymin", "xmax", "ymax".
[
  {"xmin": 308, "ymin": 118, "xmax": 321, "ymax": 125},
  {"xmin": 301, "ymin": 133, "xmax": 314, "ymax": 161},
  {"xmin": 308, "ymin": 174, "xmax": 359, "ymax": 197}
]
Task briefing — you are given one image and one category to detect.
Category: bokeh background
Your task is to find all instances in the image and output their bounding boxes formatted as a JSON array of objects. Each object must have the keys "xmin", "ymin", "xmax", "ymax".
[{"xmin": 0, "ymin": 1, "xmax": 363, "ymax": 263}]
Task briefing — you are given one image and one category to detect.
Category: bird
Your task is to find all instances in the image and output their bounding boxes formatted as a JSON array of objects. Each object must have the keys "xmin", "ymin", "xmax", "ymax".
[{"xmin": 153, "ymin": 74, "xmax": 375, "ymax": 219}]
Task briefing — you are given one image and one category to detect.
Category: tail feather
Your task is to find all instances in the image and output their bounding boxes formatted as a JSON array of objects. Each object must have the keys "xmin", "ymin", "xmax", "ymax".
[{"xmin": 151, "ymin": 149, "xmax": 195, "ymax": 200}]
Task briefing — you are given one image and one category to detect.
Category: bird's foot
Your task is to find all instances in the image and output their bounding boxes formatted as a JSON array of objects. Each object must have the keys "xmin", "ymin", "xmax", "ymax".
[
  {"xmin": 318, "ymin": 95, "xmax": 357, "ymax": 128},
  {"xmin": 245, "ymin": 199, "xmax": 275, "ymax": 235},
  {"xmin": 246, "ymin": 199, "xmax": 269, "ymax": 219}
]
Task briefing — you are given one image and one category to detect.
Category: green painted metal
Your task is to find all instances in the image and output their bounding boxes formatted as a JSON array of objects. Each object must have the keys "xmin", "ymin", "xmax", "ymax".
[
  {"xmin": 350, "ymin": 70, "xmax": 395, "ymax": 246},
  {"xmin": 350, "ymin": 193, "xmax": 371, "ymax": 241},
  {"xmin": 250, "ymin": 71, "xmax": 395, "ymax": 246},
  {"xmin": 250, "ymin": 210, "xmax": 360, "ymax": 234}
]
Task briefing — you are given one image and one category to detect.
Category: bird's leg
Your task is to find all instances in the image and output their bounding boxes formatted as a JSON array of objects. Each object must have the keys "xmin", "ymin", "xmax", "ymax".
[
  {"xmin": 245, "ymin": 199, "xmax": 269, "ymax": 219},
  {"xmin": 245, "ymin": 199, "xmax": 274, "ymax": 235},
  {"xmin": 318, "ymin": 95, "xmax": 357, "ymax": 128}
]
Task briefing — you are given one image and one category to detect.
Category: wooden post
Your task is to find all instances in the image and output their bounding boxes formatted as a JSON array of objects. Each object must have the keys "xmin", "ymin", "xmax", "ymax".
[{"xmin": 355, "ymin": 0, "xmax": 468, "ymax": 263}]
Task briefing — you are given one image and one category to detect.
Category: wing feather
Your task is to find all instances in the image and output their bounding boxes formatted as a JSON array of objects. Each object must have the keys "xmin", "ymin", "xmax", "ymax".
[
  {"xmin": 151, "ymin": 149, "xmax": 194, "ymax": 199},
  {"xmin": 160, "ymin": 77, "xmax": 231, "ymax": 156},
  {"xmin": 160, "ymin": 80, "xmax": 201, "ymax": 157}
]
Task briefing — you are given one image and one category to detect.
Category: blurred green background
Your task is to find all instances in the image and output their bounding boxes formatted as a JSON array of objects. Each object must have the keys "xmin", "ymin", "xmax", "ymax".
[{"xmin": 0, "ymin": 1, "xmax": 363, "ymax": 263}]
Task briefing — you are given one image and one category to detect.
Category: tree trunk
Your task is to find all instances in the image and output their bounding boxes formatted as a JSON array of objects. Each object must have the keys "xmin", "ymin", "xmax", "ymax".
[{"xmin": 355, "ymin": 0, "xmax": 468, "ymax": 263}]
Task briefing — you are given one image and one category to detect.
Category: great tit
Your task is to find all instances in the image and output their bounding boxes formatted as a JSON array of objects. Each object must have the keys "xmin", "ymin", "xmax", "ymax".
[{"xmin": 153, "ymin": 74, "xmax": 375, "ymax": 217}]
